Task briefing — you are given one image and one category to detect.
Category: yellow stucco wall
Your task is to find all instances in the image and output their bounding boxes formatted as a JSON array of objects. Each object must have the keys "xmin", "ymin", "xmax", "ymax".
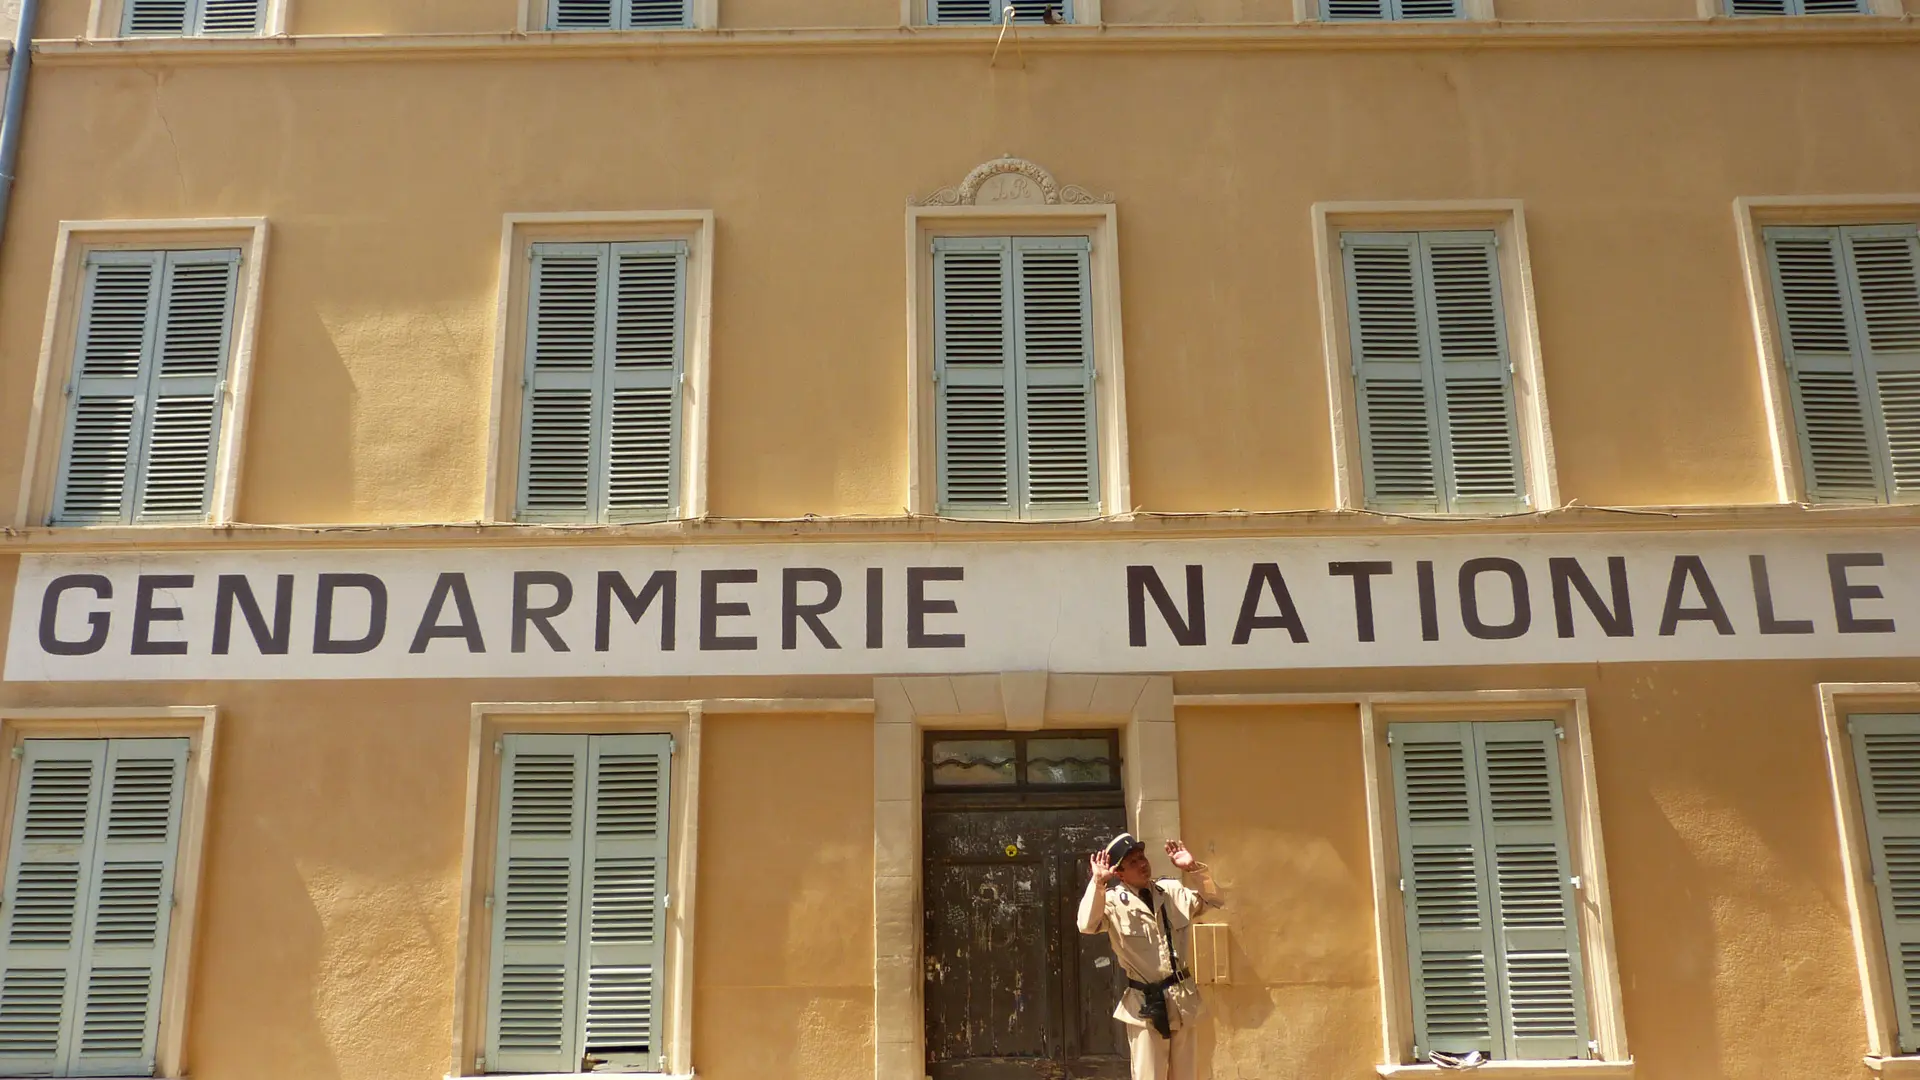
[{"xmin": 4, "ymin": 35, "xmax": 1918, "ymax": 522}]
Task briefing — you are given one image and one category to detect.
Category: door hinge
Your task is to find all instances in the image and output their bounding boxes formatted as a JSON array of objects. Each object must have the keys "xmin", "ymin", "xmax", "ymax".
[
  {"xmin": 8, "ymin": 747, "xmax": 20, "ymax": 761},
  {"xmin": 493, "ymin": 739, "xmax": 503, "ymax": 755},
  {"xmin": 1555, "ymin": 726, "xmax": 1566, "ymax": 741},
  {"xmin": 1570, "ymin": 875, "xmax": 1582, "ymax": 891},
  {"xmin": 475, "ymin": 1055, "xmax": 487, "ymax": 1073},
  {"xmin": 1385, "ymin": 731, "xmax": 1394, "ymax": 746},
  {"xmin": 662, "ymin": 892, "xmax": 671, "ymax": 910},
  {"xmin": 669, "ymin": 735, "xmax": 677, "ymax": 756},
  {"xmin": 484, "ymin": 893, "xmax": 494, "ymax": 909},
  {"xmin": 1397, "ymin": 877, "xmax": 1405, "ymax": 894}
]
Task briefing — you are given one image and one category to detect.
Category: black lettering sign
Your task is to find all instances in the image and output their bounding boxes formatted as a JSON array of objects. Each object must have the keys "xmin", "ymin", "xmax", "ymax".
[
  {"xmin": 1232, "ymin": 563, "xmax": 1308, "ymax": 645},
  {"xmin": 1750, "ymin": 555, "xmax": 1813, "ymax": 636},
  {"xmin": 1329, "ymin": 561, "xmax": 1392, "ymax": 643},
  {"xmin": 410, "ymin": 573, "xmax": 486, "ymax": 653},
  {"xmin": 314, "ymin": 573, "xmax": 388, "ymax": 655},
  {"xmin": 1416, "ymin": 560, "xmax": 1439, "ymax": 642},
  {"xmin": 1459, "ymin": 559, "xmax": 1530, "ymax": 641},
  {"xmin": 597, "ymin": 570, "xmax": 675, "ymax": 652},
  {"xmin": 1549, "ymin": 557, "xmax": 1632, "ymax": 639},
  {"xmin": 513, "ymin": 571, "xmax": 573, "ymax": 653},
  {"xmin": 39, "ymin": 575, "xmax": 111, "ymax": 657},
  {"xmin": 1127, "ymin": 565, "xmax": 1205, "ymax": 647},
  {"xmin": 783, "ymin": 568, "xmax": 843, "ymax": 650},
  {"xmin": 701, "ymin": 570, "xmax": 757, "ymax": 651},
  {"xmin": 213, "ymin": 574, "xmax": 294, "ymax": 656},
  {"xmin": 132, "ymin": 575, "xmax": 193, "ymax": 656},
  {"xmin": 1829, "ymin": 552, "xmax": 1896, "ymax": 634},
  {"xmin": 866, "ymin": 566, "xmax": 884, "ymax": 650},
  {"xmin": 1659, "ymin": 556, "xmax": 1734, "ymax": 636},
  {"xmin": 907, "ymin": 567, "xmax": 965, "ymax": 649}
]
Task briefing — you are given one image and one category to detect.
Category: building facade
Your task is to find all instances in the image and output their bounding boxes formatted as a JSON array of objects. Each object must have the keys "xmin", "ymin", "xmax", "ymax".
[{"xmin": 0, "ymin": 2, "xmax": 1918, "ymax": 1079}]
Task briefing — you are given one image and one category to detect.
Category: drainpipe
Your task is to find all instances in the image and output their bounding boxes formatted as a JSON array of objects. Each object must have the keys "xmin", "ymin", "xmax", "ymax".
[{"xmin": 0, "ymin": 0, "xmax": 44, "ymax": 263}]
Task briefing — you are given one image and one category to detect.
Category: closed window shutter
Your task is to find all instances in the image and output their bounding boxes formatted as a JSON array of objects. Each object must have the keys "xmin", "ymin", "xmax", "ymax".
[
  {"xmin": 580, "ymin": 735, "xmax": 671, "ymax": 1072},
  {"xmin": 934, "ymin": 237, "xmax": 1017, "ymax": 514},
  {"xmin": 521, "ymin": 245, "xmax": 608, "ymax": 522},
  {"xmin": 53, "ymin": 250, "xmax": 237, "ymax": 526},
  {"xmin": 1325, "ymin": 0, "xmax": 1461, "ymax": 18},
  {"xmin": 1730, "ymin": 0, "xmax": 1865, "ymax": 12},
  {"xmin": 55, "ymin": 254, "xmax": 163, "ymax": 525},
  {"xmin": 137, "ymin": 251, "xmax": 239, "ymax": 522},
  {"xmin": 552, "ymin": 0, "xmax": 618, "ymax": 28},
  {"xmin": 627, "ymin": 0, "xmax": 693, "ymax": 25},
  {"xmin": 125, "ymin": 0, "xmax": 260, "ymax": 35},
  {"xmin": 68, "ymin": 739, "xmax": 188, "ymax": 1078},
  {"xmin": 1347, "ymin": 234, "xmax": 1443, "ymax": 511},
  {"xmin": 1767, "ymin": 225, "xmax": 1912, "ymax": 503},
  {"xmin": 487, "ymin": 735, "xmax": 589, "ymax": 1074},
  {"xmin": 1423, "ymin": 233, "xmax": 1524, "ymax": 512},
  {"xmin": 930, "ymin": 0, "xmax": 1069, "ymax": 23},
  {"xmin": 1013, "ymin": 236, "xmax": 1098, "ymax": 513},
  {"xmin": 0, "ymin": 741, "xmax": 106, "ymax": 1076},
  {"xmin": 1475, "ymin": 722, "xmax": 1588, "ymax": 1060},
  {"xmin": 1844, "ymin": 226, "xmax": 1920, "ymax": 502},
  {"xmin": 1849, "ymin": 714, "xmax": 1920, "ymax": 1054},
  {"xmin": 1391, "ymin": 722, "xmax": 1499, "ymax": 1060},
  {"xmin": 604, "ymin": 243, "xmax": 687, "ymax": 521}
]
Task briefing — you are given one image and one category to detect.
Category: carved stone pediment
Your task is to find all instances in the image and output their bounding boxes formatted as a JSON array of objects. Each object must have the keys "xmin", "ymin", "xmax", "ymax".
[{"xmin": 911, "ymin": 157, "xmax": 1113, "ymax": 208}]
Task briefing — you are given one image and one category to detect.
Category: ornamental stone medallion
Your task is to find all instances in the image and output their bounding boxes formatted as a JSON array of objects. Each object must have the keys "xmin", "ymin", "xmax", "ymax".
[{"xmin": 911, "ymin": 156, "xmax": 1113, "ymax": 207}]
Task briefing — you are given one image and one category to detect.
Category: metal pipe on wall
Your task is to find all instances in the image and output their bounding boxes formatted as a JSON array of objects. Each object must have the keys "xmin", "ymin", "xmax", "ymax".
[{"xmin": 0, "ymin": 0, "xmax": 45, "ymax": 264}]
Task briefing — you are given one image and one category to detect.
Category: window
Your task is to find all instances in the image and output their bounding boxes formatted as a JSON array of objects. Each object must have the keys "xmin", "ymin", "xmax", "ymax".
[
  {"xmin": 517, "ymin": 241, "xmax": 689, "ymax": 523},
  {"xmin": 123, "ymin": 0, "xmax": 263, "ymax": 35},
  {"xmin": 1846, "ymin": 714, "xmax": 1920, "ymax": 1053},
  {"xmin": 52, "ymin": 249, "xmax": 241, "ymax": 526},
  {"xmin": 1324, "ymin": 0, "xmax": 1463, "ymax": 19},
  {"xmin": 929, "ymin": 0, "xmax": 1071, "ymax": 23},
  {"xmin": 1763, "ymin": 224, "xmax": 1920, "ymax": 505},
  {"xmin": 1389, "ymin": 720, "xmax": 1589, "ymax": 1062},
  {"xmin": 1341, "ymin": 230, "xmax": 1526, "ymax": 514},
  {"xmin": 0, "ymin": 738, "xmax": 190, "ymax": 1077},
  {"xmin": 484, "ymin": 733, "xmax": 672, "ymax": 1075},
  {"xmin": 926, "ymin": 731, "xmax": 1119, "ymax": 789},
  {"xmin": 933, "ymin": 236, "xmax": 1099, "ymax": 517},
  {"xmin": 549, "ymin": 0, "xmax": 692, "ymax": 29},
  {"xmin": 1726, "ymin": 0, "xmax": 1864, "ymax": 13}
]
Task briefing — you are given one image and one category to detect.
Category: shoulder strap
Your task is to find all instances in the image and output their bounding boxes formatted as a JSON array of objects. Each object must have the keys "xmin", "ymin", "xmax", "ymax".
[{"xmin": 1154, "ymin": 884, "xmax": 1179, "ymax": 969}]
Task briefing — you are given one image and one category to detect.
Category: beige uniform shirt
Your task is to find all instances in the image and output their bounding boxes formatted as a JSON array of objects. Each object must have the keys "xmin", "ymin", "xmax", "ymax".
[{"xmin": 1076, "ymin": 865, "xmax": 1223, "ymax": 1031}]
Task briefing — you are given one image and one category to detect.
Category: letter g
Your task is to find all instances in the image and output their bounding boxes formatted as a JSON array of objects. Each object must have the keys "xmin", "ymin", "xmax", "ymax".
[{"xmin": 40, "ymin": 575, "xmax": 112, "ymax": 656}]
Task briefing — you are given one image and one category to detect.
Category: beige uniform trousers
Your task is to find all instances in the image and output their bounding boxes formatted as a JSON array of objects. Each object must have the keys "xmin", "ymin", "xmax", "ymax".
[{"xmin": 1126, "ymin": 1020, "xmax": 1197, "ymax": 1080}]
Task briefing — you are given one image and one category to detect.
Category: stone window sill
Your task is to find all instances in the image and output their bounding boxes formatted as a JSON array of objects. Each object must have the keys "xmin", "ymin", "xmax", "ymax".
[
  {"xmin": 1867, "ymin": 1057, "xmax": 1920, "ymax": 1078},
  {"xmin": 1377, "ymin": 1062, "xmax": 1634, "ymax": 1080}
]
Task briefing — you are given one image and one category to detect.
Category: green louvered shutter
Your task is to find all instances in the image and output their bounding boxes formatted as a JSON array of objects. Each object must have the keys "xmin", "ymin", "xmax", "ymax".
[
  {"xmin": 1850, "ymin": 714, "xmax": 1920, "ymax": 1053},
  {"xmin": 1013, "ymin": 237, "xmax": 1098, "ymax": 515},
  {"xmin": 1730, "ymin": 0, "xmax": 1865, "ymax": 12},
  {"xmin": 521, "ymin": 245, "xmax": 608, "ymax": 522},
  {"xmin": 0, "ymin": 741, "xmax": 105, "ymax": 1075},
  {"xmin": 1424, "ymin": 233, "xmax": 1524, "ymax": 513},
  {"xmin": 55, "ymin": 254, "xmax": 162, "ymax": 525},
  {"xmin": 1347, "ymin": 234, "xmax": 1443, "ymax": 511},
  {"xmin": 125, "ymin": 0, "xmax": 260, "ymax": 34},
  {"xmin": 1326, "ymin": 0, "xmax": 1461, "ymax": 18},
  {"xmin": 604, "ymin": 243, "xmax": 686, "ymax": 521},
  {"xmin": 69, "ymin": 740, "xmax": 188, "ymax": 1078},
  {"xmin": 1844, "ymin": 226, "xmax": 1920, "ymax": 502},
  {"xmin": 1768, "ymin": 227, "xmax": 1885, "ymax": 501},
  {"xmin": 552, "ymin": 0, "xmax": 692, "ymax": 28},
  {"xmin": 1476, "ymin": 722, "xmax": 1587, "ymax": 1060},
  {"xmin": 488, "ymin": 735, "xmax": 588, "ymax": 1074},
  {"xmin": 934, "ymin": 237, "xmax": 1016, "ymax": 514},
  {"xmin": 137, "ymin": 251, "xmax": 239, "ymax": 522},
  {"xmin": 1392, "ymin": 722, "xmax": 1499, "ymax": 1059},
  {"xmin": 52, "ymin": 250, "xmax": 237, "ymax": 526},
  {"xmin": 929, "ymin": 0, "xmax": 1070, "ymax": 23},
  {"xmin": 580, "ymin": 735, "xmax": 671, "ymax": 1072}
]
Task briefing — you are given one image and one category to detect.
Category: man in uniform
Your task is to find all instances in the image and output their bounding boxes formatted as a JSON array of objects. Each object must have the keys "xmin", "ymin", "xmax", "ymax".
[{"xmin": 1077, "ymin": 832, "xmax": 1224, "ymax": 1080}]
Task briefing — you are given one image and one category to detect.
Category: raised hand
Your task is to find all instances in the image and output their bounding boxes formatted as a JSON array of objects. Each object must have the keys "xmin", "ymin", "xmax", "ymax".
[
  {"xmin": 1090, "ymin": 850, "xmax": 1115, "ymax": 884},
  {"xmin": 1165, "ymin": 840, "xmax": 1197, "ymax": 870}
]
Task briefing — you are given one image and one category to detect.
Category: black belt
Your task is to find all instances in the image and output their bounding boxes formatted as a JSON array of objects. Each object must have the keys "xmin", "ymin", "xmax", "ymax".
[{"xmin": 1125, "ymin": 970, "xmax": 1191, "ymax": 1038}]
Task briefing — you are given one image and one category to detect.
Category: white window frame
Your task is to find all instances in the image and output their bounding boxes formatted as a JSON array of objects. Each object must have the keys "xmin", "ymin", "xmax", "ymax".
[
  {"xmin": 906, "ymin": 204, "xmax": 1130, "ymax": 518},
  {"xmin": 519, "ymin": 0, "xmax": 717, "ymax": 32},
  {"xmin": 1361, "ymin": 691, "xmax": 1631, "ymax": 1080},
  {"xmin": 907, "ymin": 0, "xmax": 1101, "ymax": 26},
  {"xmin": 12, "ymin": 219, "xmax": 270, "ymax": 531},
  {"xmin": 1819, "ymin": 683, "xmax": 1920, "ymax": 1078},
  {"xmin": 0, "ymin": 706, "xmax": 219, "ymax": 1080},
  {"xmin": 1312, "ymin": 200, "xmax": 1557, "ymax": 515},
  {"xmin": 89, "ymin": 0, "xmax": 287, "ymax": 37},
  {"xmin": 451, "ymin": 703, "xmax": 706, "ymax": 1079},
  {"xmin": 1732, "ymin": 195, "xmax": 1920, "ymax": 504},
  {"xmin": 485, "ymin": 212, "xmax": 714, "ymax": 524}
]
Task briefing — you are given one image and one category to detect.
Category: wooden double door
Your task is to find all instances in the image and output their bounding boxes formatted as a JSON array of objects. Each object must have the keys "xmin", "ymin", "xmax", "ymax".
[{"xmin": 923, "ymin": 794, "xmax": 1131, "ymax": 1079}]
